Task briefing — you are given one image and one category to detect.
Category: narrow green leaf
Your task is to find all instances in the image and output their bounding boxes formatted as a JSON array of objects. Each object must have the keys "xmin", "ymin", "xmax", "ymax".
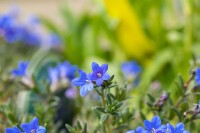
[
  {"xmin": 147, "ymin": 93, "xmax": 155, "ymax": 103},
  {"xmin": 100, "ymin": 114, "xmax": 109, "ymax": 124}
]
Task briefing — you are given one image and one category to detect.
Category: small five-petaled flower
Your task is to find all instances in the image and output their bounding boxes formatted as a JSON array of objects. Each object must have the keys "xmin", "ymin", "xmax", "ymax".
[
  {"xmin": 5, "ymin": 117, "xmax": 46, "ymax": 133},
  {"xmin": 72, "ymin": 62, "xmax": 110, "ymax": 96}
]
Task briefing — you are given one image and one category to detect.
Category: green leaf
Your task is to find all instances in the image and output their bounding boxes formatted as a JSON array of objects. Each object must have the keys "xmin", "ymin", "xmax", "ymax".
[
  {"xmin": 106, "ymin": 94, "xmax": 112, "ymax": 105},
  {"xmin": 93, "ymin": 106, "xmax": 106, "ymax": 113},
  {"xmin": 100, "ymin": 114, "xmax": 109, "ymax": 124},
  {"xmin": 115, "ymin": 102, "xmax": 123, "ymax": 110},
  {"xmin": 147, "ymin": 93, "xmax": 155, "ymax": 103},
  {"xmin": 82, "ymin": 123, "xmax": 87, "ymax": 133},
  {"xmin": 171, "ymin": 107, "xmax": 183, "ymax": 121},
  {"xmin": 65, "ymin": 124, "xmax": 76, "ymax": 132},
  {"xmin": 76, "ymin": 121, "xmax": 82, "ymax": 130}
]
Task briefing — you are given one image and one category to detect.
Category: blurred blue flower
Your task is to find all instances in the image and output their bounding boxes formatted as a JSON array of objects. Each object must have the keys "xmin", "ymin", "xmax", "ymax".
[
  {"xmin": 0, "ymin": 8, "xmax": 62, "ymax": 48},
  {"xmin": 21, "ymin": 28, "xmax": 41, "ymax": 46},
  {"xmin": 4, "ymin": 24, "xmax": 24, "ymax": 43},
  {"xmin": 65, "ymin": 87, "xmax": 78, "ymax": 99},
  {"xmin": 48, "ymin": 61, "xmax": 77, "ymax": 91},
  {"xmin": 57, "ymin": 61, "xmax": 77, "ymax": 80},
  {"xmin": 5, "ymin": 126, "xmax": 21, "ymax": 133},
  {"xmin": 195, "ymin": 68, "xmax": 200, "ymax": 85},
  {"xmin": 48, "ymin": 67, "xmax": 59, "ymax": 85},
  {"xmin": 0, "ymin": 14, "xmax": 13, "ymax": 31},
  {"xmin": 144, "ymin": 116, "xmax": 166, "ymax": 133},
  {"xmin": 48, "ymin": 33, "xmax": 62, "ymax": 47},
  {"xmin": 5, "ymin": 117, "xmax": 46, "ymax": 133},
  {"xmin": 90, "ymin": 62, "xmax": 110, "ymax": 86},
  {"xmin": 121, "ymin": 61, "xmax": 141, "ymax": 79},
  {"xmin": 166, "ymin": 123, "xmax": 189, "ymax": 133},
  {"xmin": 11, "ymin": 61, "xmax": 29, "ymax": 77},
  {"xmin": 72, "ymin": 70, "xmax": 93, "ymax": 96}
]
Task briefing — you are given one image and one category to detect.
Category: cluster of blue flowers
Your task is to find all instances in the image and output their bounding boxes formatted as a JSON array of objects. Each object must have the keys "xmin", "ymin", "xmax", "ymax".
[
  {"xmin": 127, "ymin": 116, "xmax": 189, "ymax": 133},
  {"xmin": 0, "ymin": 7, "xmax": 61, "ymax": 47},
  {"xmin": 5, "ymin": 117, "xmax": 46, "ymax": 133},
  {"xmin": 72, "ymin": 62, "xmax": 110, "ymax": 96},
  {"xmin": 11, "ymin": 60, "xmax": 78, "ymax": 98}
]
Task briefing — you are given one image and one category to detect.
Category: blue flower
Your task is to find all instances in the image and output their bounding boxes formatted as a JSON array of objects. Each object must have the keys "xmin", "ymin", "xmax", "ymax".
[
  {"xmin": 57, "ymin": 61, "xmax": 77, "ymax": 80},
  {"xmin": 144, "ymin": 116, "xmax": 166, "ymax": 133},
  {"xmin": 48, "ymin": 67, "xmax": 59, "ymax": 85},
  {"xmin": 20, "ymin": 117, "xmax": 46, "ymax": 133},
  {"xmin": 195, "ymin": 68, "xmax": 200, "ymax": 85},
  {"xmin": 48, "ymin": 33, "xmax": 62, "ymax": 47},
  {"xmin": 121, "ymin": 61, "xmax": 141, "ymax": 80},
  {"xmin": 5, "ymin": 126, "xmax": 21, "ymax": 133},
  {"xmin": 127, "ymin": 127, "xmax": 147, "ymax": 133},
  {"xmin": 72, "ymin": 70, "xmax": 93, "ymax": 96},
  {"xmin": 21, "ymin": 28, "xmax": 41, "ymax": 46},
  {"xmin": 90, "ymin": 62, "xmax": 110, "ymax": 86},
  {"xmin": 5, "ymin": 117, "xmax": 46, "ymax": 133},
  {"xmin": 166, "ymin": 123, "xmax": 189, "ymax": 133},
  {"xmin": 0, "ymin": 14, "xmax": 14, "ymax": 31},
  {"xmin": 11, "ymin": 61, "xmax": 29, "ymax": 77}
]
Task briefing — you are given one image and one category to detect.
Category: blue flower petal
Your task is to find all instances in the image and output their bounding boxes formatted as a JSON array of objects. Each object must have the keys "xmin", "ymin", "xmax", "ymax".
[
  {"xmin": 80, "ymin": 85, "xmax": 88, "ymax": 97},
  {"xmin": 78, "ymin": 70, "xmax": 87, "ymax": 79},
  {"xmin": 144, "ymin": 120, "xmax": 152, "ymax": 131},
  {"xmin": 30, "ymin": 117, "xmax": 39, "ymax": 130},
  {"xmin": 195, "ymin": 68, "xmax": 200, "ymax": 85},
  {"xmin": 48, "ymin": 67, "xmax": 59, "ymax": 84},
  {"xmin": 11, "ymin": 69, "xmax": 22, "ymax": 76},
  {"xmin": 167, "ymin": 123, "xmax": 174, "ymax": 133},
  {"xmin": 102, "ymin": 73, "xmax": 110, "ymax": 80},
  {"xmin": 87, "ymin": 82, "xmax": 94, "ymax": 91},
  {"xmin": 5, "ymin": 126, "xmax": 21, "ymax": 133},
  {"xmin": 151, "ymin": 116, "xmax": 161, "ymax": 129},
  {"xmin": 20, "ymin": 123, "xmax": 30, "ymax": 132},
  {"xmin": 101, "ymin": 64, "xmax": 108, "ymax": 74},
  {"xmin": 92, "ymin": 62, "xmax": 99, "ymax": 72},
  {"xmin": 96, "ymin": 78, "xmax": 103, "ymax": 86},
  {"xmin": 72, "ymin": 77, "xmax": 86, "ymax": 86},
  {"xmin": 36, "ymin": 126, "xmax": 46, "ymax": 133},
  {"xmin": 175, "ymin": 123, "xmax": 184, "ymax": 133},
  {"xmin": 135, "ymin": 126, "xmax": 147, "ymax": 133}
]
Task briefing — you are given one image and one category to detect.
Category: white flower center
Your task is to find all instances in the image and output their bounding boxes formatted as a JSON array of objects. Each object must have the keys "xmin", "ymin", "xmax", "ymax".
[
  {"xmin": 86, "ymin": 80, "xmax": 90, "ymax": 83},
  {"xmin": 151, "ymin": 128, "xmax": 156, "ymax": 133},
  {"xmin": 31, "ymin": 129, "xmax": 36, "ymax": 133},
  {"xmin": 97, "ymin": 73, "xmax": 102, "ymax": 78}
]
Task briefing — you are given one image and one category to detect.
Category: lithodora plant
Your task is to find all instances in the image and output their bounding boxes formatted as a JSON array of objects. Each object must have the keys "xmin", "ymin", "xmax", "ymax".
[{"xmin": 65, "ymin": 62, "xmax": 195, "ymax": 133}]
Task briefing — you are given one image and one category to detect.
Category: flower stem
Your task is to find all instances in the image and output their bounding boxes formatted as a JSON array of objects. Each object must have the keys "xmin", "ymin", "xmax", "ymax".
[
  {"xmin": 100, "ymin": 89, "xmax": 111, "ymax": 132},
  {"xmin": 101, "ymin": 89, "xmax": 106, "ymax": 108}
]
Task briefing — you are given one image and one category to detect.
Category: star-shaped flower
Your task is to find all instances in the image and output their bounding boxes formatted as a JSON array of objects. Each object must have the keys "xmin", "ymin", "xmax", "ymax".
[
  {"xmin": 166, "ymin": 123, "xmax": 189, "ymax": 133},
  {"xmin": 20, "ymin": 117, "xmax": 46, "ymax": 133},
  {"xmin": 5, "ymin": 117, "xmax": 46, "ymax": 133},
  {"xmin": 90, "ymin": 62, "xmax": 110, "ymax": 86},
  {"xmin": 144, "ymin": 116, "xmax": 166, "ymax": 133}
]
